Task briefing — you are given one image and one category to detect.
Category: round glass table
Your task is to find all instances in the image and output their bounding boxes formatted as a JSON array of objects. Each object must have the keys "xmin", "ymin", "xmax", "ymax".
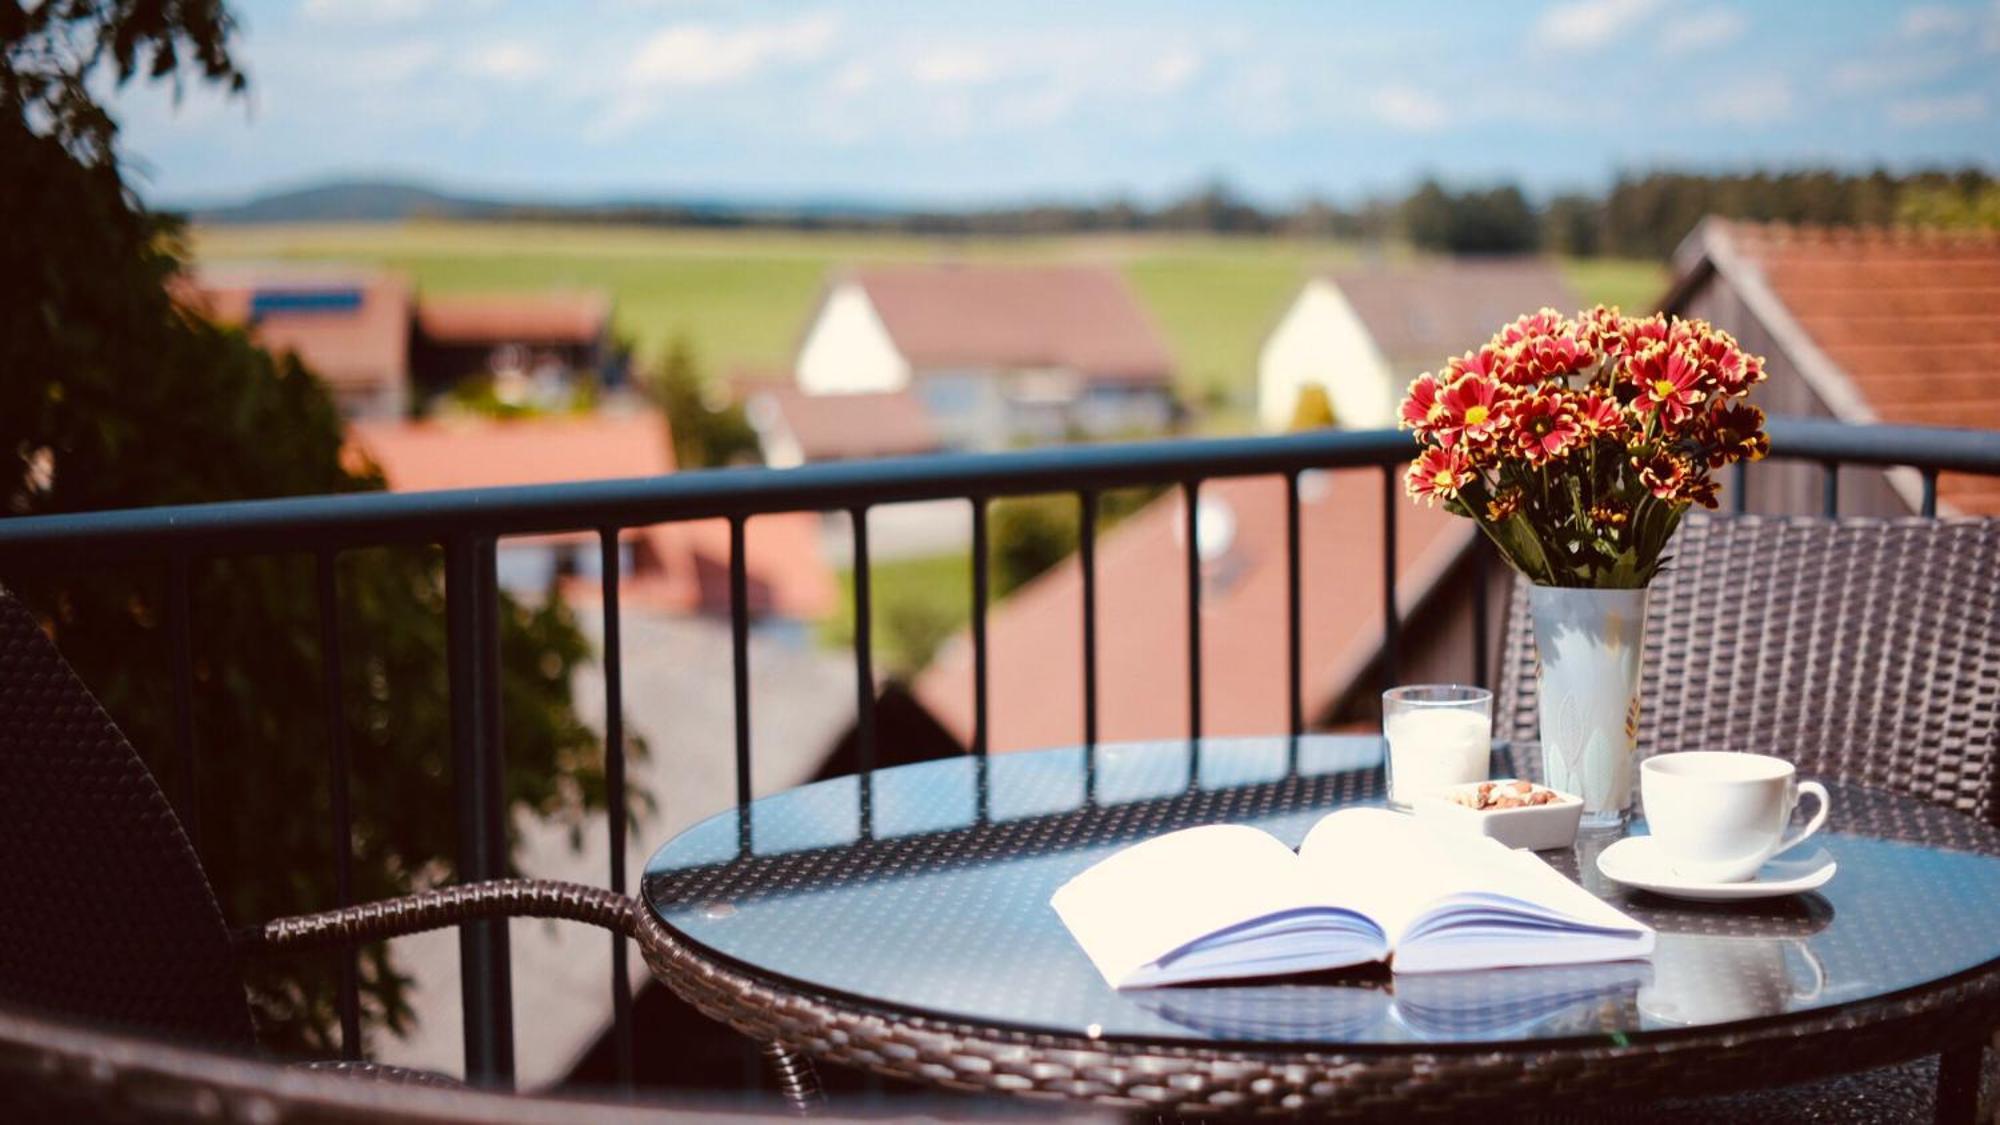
[{"xmin": 639, "ymin": 736, "xmax": 2000, "ymax": 1117}]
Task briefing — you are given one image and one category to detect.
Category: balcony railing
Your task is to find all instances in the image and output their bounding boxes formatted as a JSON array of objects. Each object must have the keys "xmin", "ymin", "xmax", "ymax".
[{"xmin": 0, "ymin": 416, "xmax": 1996, "ymax": 1090}]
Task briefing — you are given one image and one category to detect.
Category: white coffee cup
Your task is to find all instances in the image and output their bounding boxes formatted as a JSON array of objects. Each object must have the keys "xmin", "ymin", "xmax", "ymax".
[{"xmin": 1640, "ymin": 752, "xmax": 1830, "ymax": 883}]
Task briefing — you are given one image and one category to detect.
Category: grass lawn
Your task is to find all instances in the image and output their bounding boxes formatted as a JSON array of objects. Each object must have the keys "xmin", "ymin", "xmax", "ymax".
[{"xmin": 190, "ymin": 222, "xmax": 1666, "ymax": 409}]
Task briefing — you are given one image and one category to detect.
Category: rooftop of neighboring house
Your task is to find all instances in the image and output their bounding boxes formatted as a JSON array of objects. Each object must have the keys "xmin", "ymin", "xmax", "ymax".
[
  {"xmin": 739, "ymin": 377, "xmax": 942, "ymax": 464},
  {"xmin": 1323, "ymin": 259, "xmax": 1582, "ymax": 375},
  {"xmin": 344, "ymin": 412, "xmax": 837, "ymax": 620},
  {"xmin": 913, "ymin": 472, "xmax": 1468, "ymax": 753},
  {"xmin": 840, "ymin": 263, "xmax": 1175, "ymax": 384},
  {"xmin": 178, "ymin": 263, "xmax": 412, "ymax": 393},
  {"xmin": 1665, "ymin": 219, "xmax": 2000, "ymax": 515},
  {"xmin": 415, "ymin": 291, "xmax": 613, "ymax": 347}
]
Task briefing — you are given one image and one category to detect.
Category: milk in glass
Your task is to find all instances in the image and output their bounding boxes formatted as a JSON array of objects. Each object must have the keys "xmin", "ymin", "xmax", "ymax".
[{"xmin": 1385, "ymin": 708, "xmax": 1492, "ymax": 806}]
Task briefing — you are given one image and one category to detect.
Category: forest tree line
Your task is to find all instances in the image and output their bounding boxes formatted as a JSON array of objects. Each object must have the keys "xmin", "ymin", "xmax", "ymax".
[{"xmin": 488, "ymin": 167, "xmax": 2000, "ymax": 260}]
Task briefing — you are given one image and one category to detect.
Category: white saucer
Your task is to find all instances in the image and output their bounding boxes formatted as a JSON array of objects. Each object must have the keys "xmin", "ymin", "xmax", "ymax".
[{"xmin": 1595, "ymin": 835, "xmax": 1837, "ymax": 901}]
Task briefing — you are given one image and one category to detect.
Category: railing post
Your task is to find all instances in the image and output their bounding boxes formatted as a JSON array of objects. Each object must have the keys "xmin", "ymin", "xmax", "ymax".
[
  {"xmin": 1183, "ymin": 481, "xmax": 1202, "ymax": 740},
  {"xmin": 850, "ymin": 507, "xmax": 875, "ymax": 835},
  {"xmin": 1080, "ymin": 490, "xmax": 1099, "ymax": 748},
  {"xmin": 1380, "ymin": 466, "xmax": 1399, "ymax": 699},
  {"xmin": 597, "ymin": 529, "xmax": 634, "ymax": 1090},
  {"xmin": 314, "ymin": 551, "xmax": 361, "ymax": 1060},
  {"xmin": 1284, "ymin": 473, "xmax": 1302, "ymax": 737},
  {"xmin": 970, "ymin": 499, "xmax": 989, "ymax": 757},
  {"xmin": 445, "ymin": 536, "xmax": 514, "ymax": 1087}
]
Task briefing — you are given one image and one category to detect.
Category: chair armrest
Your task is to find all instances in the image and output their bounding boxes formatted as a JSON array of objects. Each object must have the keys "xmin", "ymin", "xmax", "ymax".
[{"xmin": 236, "ymin": 878, "xmax": 640, "ymax": 956}]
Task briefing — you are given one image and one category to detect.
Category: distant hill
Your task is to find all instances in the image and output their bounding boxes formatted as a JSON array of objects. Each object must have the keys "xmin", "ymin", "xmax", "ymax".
[
  {"xmin": 183, "ymin": 177, "xmax": 910, "ymax": 227},
  {"xmin": 189, "ymin": 180, "xmax": 502, "ymax": 223}
]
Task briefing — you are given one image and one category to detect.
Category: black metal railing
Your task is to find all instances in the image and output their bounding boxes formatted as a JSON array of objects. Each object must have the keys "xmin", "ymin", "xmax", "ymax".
[{"xmin": 0, "ymin": 416, "xmax": 1996, "ymax": 1089}]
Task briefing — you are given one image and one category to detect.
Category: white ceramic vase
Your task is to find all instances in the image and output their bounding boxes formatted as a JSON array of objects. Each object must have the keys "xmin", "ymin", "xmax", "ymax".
[{"xmin": 1529, "ymin": 585, "xmax": 1648, "ymax": 829}]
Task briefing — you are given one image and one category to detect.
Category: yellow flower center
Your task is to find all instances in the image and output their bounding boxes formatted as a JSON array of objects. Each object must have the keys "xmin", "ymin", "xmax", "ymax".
[
  {"xmin": 1433, "ymin": 470, "xmax": 1455, "ymax": 488},
  {"xmin": 1652, "ymin": 379, "xmax": 1676, "ymax": 398},
  {"xmin": 1463, "ymin": 404, "xmax": 1490, "ymax": 426}
]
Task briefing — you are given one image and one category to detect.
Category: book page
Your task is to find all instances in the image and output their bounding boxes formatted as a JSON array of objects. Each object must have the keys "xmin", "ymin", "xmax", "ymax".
[
  {"xmin": 1296, "ymin": 809, "xmax": 1485, "ymax": 943},
  {"xmin": 1050, "ymin": 824, "xmax": 1320, "ymax": 988},
  {"xmin": 1297, "ymin": 808, "xmax": 1652, "ymax": 974}
]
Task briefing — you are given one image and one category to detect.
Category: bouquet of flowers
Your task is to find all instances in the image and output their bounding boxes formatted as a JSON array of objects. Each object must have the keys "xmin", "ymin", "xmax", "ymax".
[{"xmin": 1401, "ymin": 306, "xmax": 1770, "ymax": 588}]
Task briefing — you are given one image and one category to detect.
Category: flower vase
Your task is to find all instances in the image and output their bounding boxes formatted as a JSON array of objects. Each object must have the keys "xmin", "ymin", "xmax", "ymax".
[{"xmin": 1529, "ymin": 585, "xmax": 1647, "ymax": 830}]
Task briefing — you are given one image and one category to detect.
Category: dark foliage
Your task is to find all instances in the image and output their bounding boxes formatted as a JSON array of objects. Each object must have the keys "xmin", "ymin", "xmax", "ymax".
[
  {"xmin": 3, "ymin": 2, "xmax": 617, "ymax": 1053},
  {"xmin": 646, "ymin": 336, "xmax": 762, "ymax": 469}
]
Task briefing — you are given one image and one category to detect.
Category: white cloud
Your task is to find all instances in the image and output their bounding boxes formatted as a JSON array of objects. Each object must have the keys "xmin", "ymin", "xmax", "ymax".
[
  {"xmin": 1888, "ymin": 91, "xmax": 1989, "ymax": 124},
  {"xmin": 909, "ymin": 47, "xmax": 1001, "ymax": 86},
  {"xmin": 1370, "ymin": 85, "xmax": 1450, "ymax": 131},
  {"xmin": 1694, "ymin": 74, "xmax": 1793, "ymax": 124},
  {"xmin": 1659, "ymin": 8, "xmax": 1746, "ymax": 55},
  {"xmin": 1146, "ymin": 48, "xmax": 1204, "ymax": 93},
  {"xmin": 625, "ymin": 13, "xmax": 838, "ymax": 89},
  {"xmin": 1899, "ymin": 5, "xmax": 1973, "ymax": 38},
  {"xmin": 1830, "ymin": 48, "xmax": 1961, "ymax": 93},
  {"xmin": 1536, "ymin": 0, "xmax": 1663, "ymax": 51},
  {"xmin": 829, "ymin": 60, "xmax": 875, "ymax": 96},
  {"xmin": 464, "ymin": 43, "xmax": 549, "ymax": 82}
]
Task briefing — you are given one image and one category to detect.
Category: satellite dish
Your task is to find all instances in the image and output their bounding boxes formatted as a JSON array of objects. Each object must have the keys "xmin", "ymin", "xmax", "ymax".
[{"xmin": 1194, "ymin": 496, "xmax": 1236, "ymax": 563}]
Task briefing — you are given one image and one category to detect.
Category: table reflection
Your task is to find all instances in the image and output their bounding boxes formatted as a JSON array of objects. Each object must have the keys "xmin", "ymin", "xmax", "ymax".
[{"xmin": 644, "ymin": 736, "xmax": 2000, "ymax": 1047}]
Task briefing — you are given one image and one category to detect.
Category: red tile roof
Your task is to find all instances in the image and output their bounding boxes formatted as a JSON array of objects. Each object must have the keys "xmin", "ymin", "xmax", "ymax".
[
  {"xmin": 179, "ymin": 265, "xmax": 410, "ymax": 394},
  {"xmin": 416, "ymin": 292, "xmax": 611, "ymax": 346},
  {"xmin": 849, "ymin": 265, "xmax": 1173, "ymax": 384},
  {"xmin": 914, "ymin": 473, "xmax": 1467, "ymax": 752},
  {"xmin": 345, "ymin": 414, "xmax": 836, "ymax": 620},
  {"xmin": 1328, "ymin": 260, "xmax": 1581, "ymax": 373},
  {"xmin": 1683, "ymin": 221, "xmax": 2000, "ymax": 514},
  {"xmin": 744, "ymin": 382, "xmax": 941, "ymax": 462}
]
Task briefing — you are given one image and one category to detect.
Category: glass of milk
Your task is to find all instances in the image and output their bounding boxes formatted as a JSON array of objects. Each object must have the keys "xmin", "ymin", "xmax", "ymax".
[{"xmin": 1382, "ymin": 684, "xmax": 1494, "ymax": 810}]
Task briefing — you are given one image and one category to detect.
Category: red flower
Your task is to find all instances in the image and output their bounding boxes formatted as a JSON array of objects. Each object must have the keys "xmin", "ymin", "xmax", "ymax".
[
  {"xmin": 1400, "ymin": 372, "xmax": 1443, "ymax": 432},
  {"xmin": 1434, "ymin": 373, "xmax": 1509, "ymax": 448},
  {"xmin": 1506, "ymin": 391, "xmax": 1582, "ymax": 463},
  {"xmin": 1627, "ymin": 344, "xmax": 1708, "ymax": 428},
  {"xmin": 1492, "ymin": 307, "xmax": 1568, "ymax": 348},
  {"xmin": 1702, "ymin": 401, "xmax": 1770, "ymax": 466},
  {"xmin": 1633, "ymin": 450, "xmax": 1690, "ymax": 500},
  {"xmin": 1406, "ymin": 446, "xmax": 1474, "ymax": 504},
  {"xmin": 1442, "ymin": 345, "xmax": 1507, "ymax": 384},
  {"xmin": 1578, "ymin": 305, "xmax": 1629, "ymax": 359},
  {"xmin": 1572, "ymin": 392, "xmax": 1624, "ymax": 439},
  {"xmin": 1621, "ymin": 314, "xmax": 1670, "ymax": 354},
  {"xmin": 1682, "ymin": 473, "xmax": 1721, "ymax": 510},
  {"xmin": 1513, "ymin": 332, "xmax": 1596, "ymax": 384}
]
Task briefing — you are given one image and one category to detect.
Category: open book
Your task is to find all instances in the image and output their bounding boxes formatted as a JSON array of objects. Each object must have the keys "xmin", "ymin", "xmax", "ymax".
[{"xmin": 1051, "ymin": 808, "xmax": 1653, "ymax": 988}]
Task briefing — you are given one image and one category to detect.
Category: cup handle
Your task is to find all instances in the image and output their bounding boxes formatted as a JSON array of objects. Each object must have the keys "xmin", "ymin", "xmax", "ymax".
[
  {"xmin": 1787, "ymin": 940, "xmax": 1826, "ymax": 1004},
  {"xmin": 1779, "ymin": 780, "xmax": 1831, "ymax": 855}
]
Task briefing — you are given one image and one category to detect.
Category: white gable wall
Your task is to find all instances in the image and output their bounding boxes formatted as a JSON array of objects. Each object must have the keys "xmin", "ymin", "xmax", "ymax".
[
  {"xmin": 1256, "ymin": 279, "xmax": 1396, "ymax": 432},
  {"xmin": 796, "ymin": 282, "xmax": 911, "ymax": 395}
]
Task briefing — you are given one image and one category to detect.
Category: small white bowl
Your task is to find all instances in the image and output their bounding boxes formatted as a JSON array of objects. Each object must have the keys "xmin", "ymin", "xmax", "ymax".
[{"xmin": 1413, "ymin": 780, "xmax": 1584, "ymax": 851}]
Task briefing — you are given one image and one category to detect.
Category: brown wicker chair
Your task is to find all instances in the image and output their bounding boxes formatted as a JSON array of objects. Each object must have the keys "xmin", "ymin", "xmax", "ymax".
[
  {"xmin": 0, "ymin": 587, "xmax": 832, "ymax": 1118},
  {"xmin": 1498, "ymin": 512, "xmax": 2000, "ymax": 1121}
]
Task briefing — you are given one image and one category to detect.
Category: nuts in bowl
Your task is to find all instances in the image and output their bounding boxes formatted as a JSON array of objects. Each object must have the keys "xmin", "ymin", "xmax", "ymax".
[
  {"xmin": 1418, "ymin": 779, "xmax": 1583, "ymax": 851},
  {"xmin": 1449, "ymin": 779, "xmax": 1564, "ymax": 811}
]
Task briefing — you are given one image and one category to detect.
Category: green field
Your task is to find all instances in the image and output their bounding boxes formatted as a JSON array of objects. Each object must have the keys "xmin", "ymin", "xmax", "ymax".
[{"xmin": 190, "ymin": 222, "xmax": 1664, "ymax": 410}]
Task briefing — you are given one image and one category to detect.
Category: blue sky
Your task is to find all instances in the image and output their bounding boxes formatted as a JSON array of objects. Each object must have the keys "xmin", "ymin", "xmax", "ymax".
[{"xmin": 114, "ymin": 0, "xmax": 2000, "ymax": 208}]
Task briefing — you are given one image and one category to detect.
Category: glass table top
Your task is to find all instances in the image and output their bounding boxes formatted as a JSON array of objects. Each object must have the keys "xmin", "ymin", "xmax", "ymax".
[{"xmin": 643, "ymin": 736, "xmax": 2000, "ymax": 1047}]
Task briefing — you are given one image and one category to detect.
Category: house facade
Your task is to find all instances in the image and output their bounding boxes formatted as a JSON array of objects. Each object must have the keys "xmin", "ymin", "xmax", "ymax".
[
  {"xmin": 178, "ymin": 264, "xmax": 414, "ymax": 418},
  {"xmin": 1258, "ymin": 260, "xmax": 1578, "ymax": 432},
  {"xmin": 1663, "ymin": 219, "xmax": 2000, "ymax": 517},
  {"xmin": 411, "ymin": 291, "xmax": 618, "ymax": 407},
  {"xmin": 794, "ymin": 265, "xmax": 1178, "ymax": 450}
]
